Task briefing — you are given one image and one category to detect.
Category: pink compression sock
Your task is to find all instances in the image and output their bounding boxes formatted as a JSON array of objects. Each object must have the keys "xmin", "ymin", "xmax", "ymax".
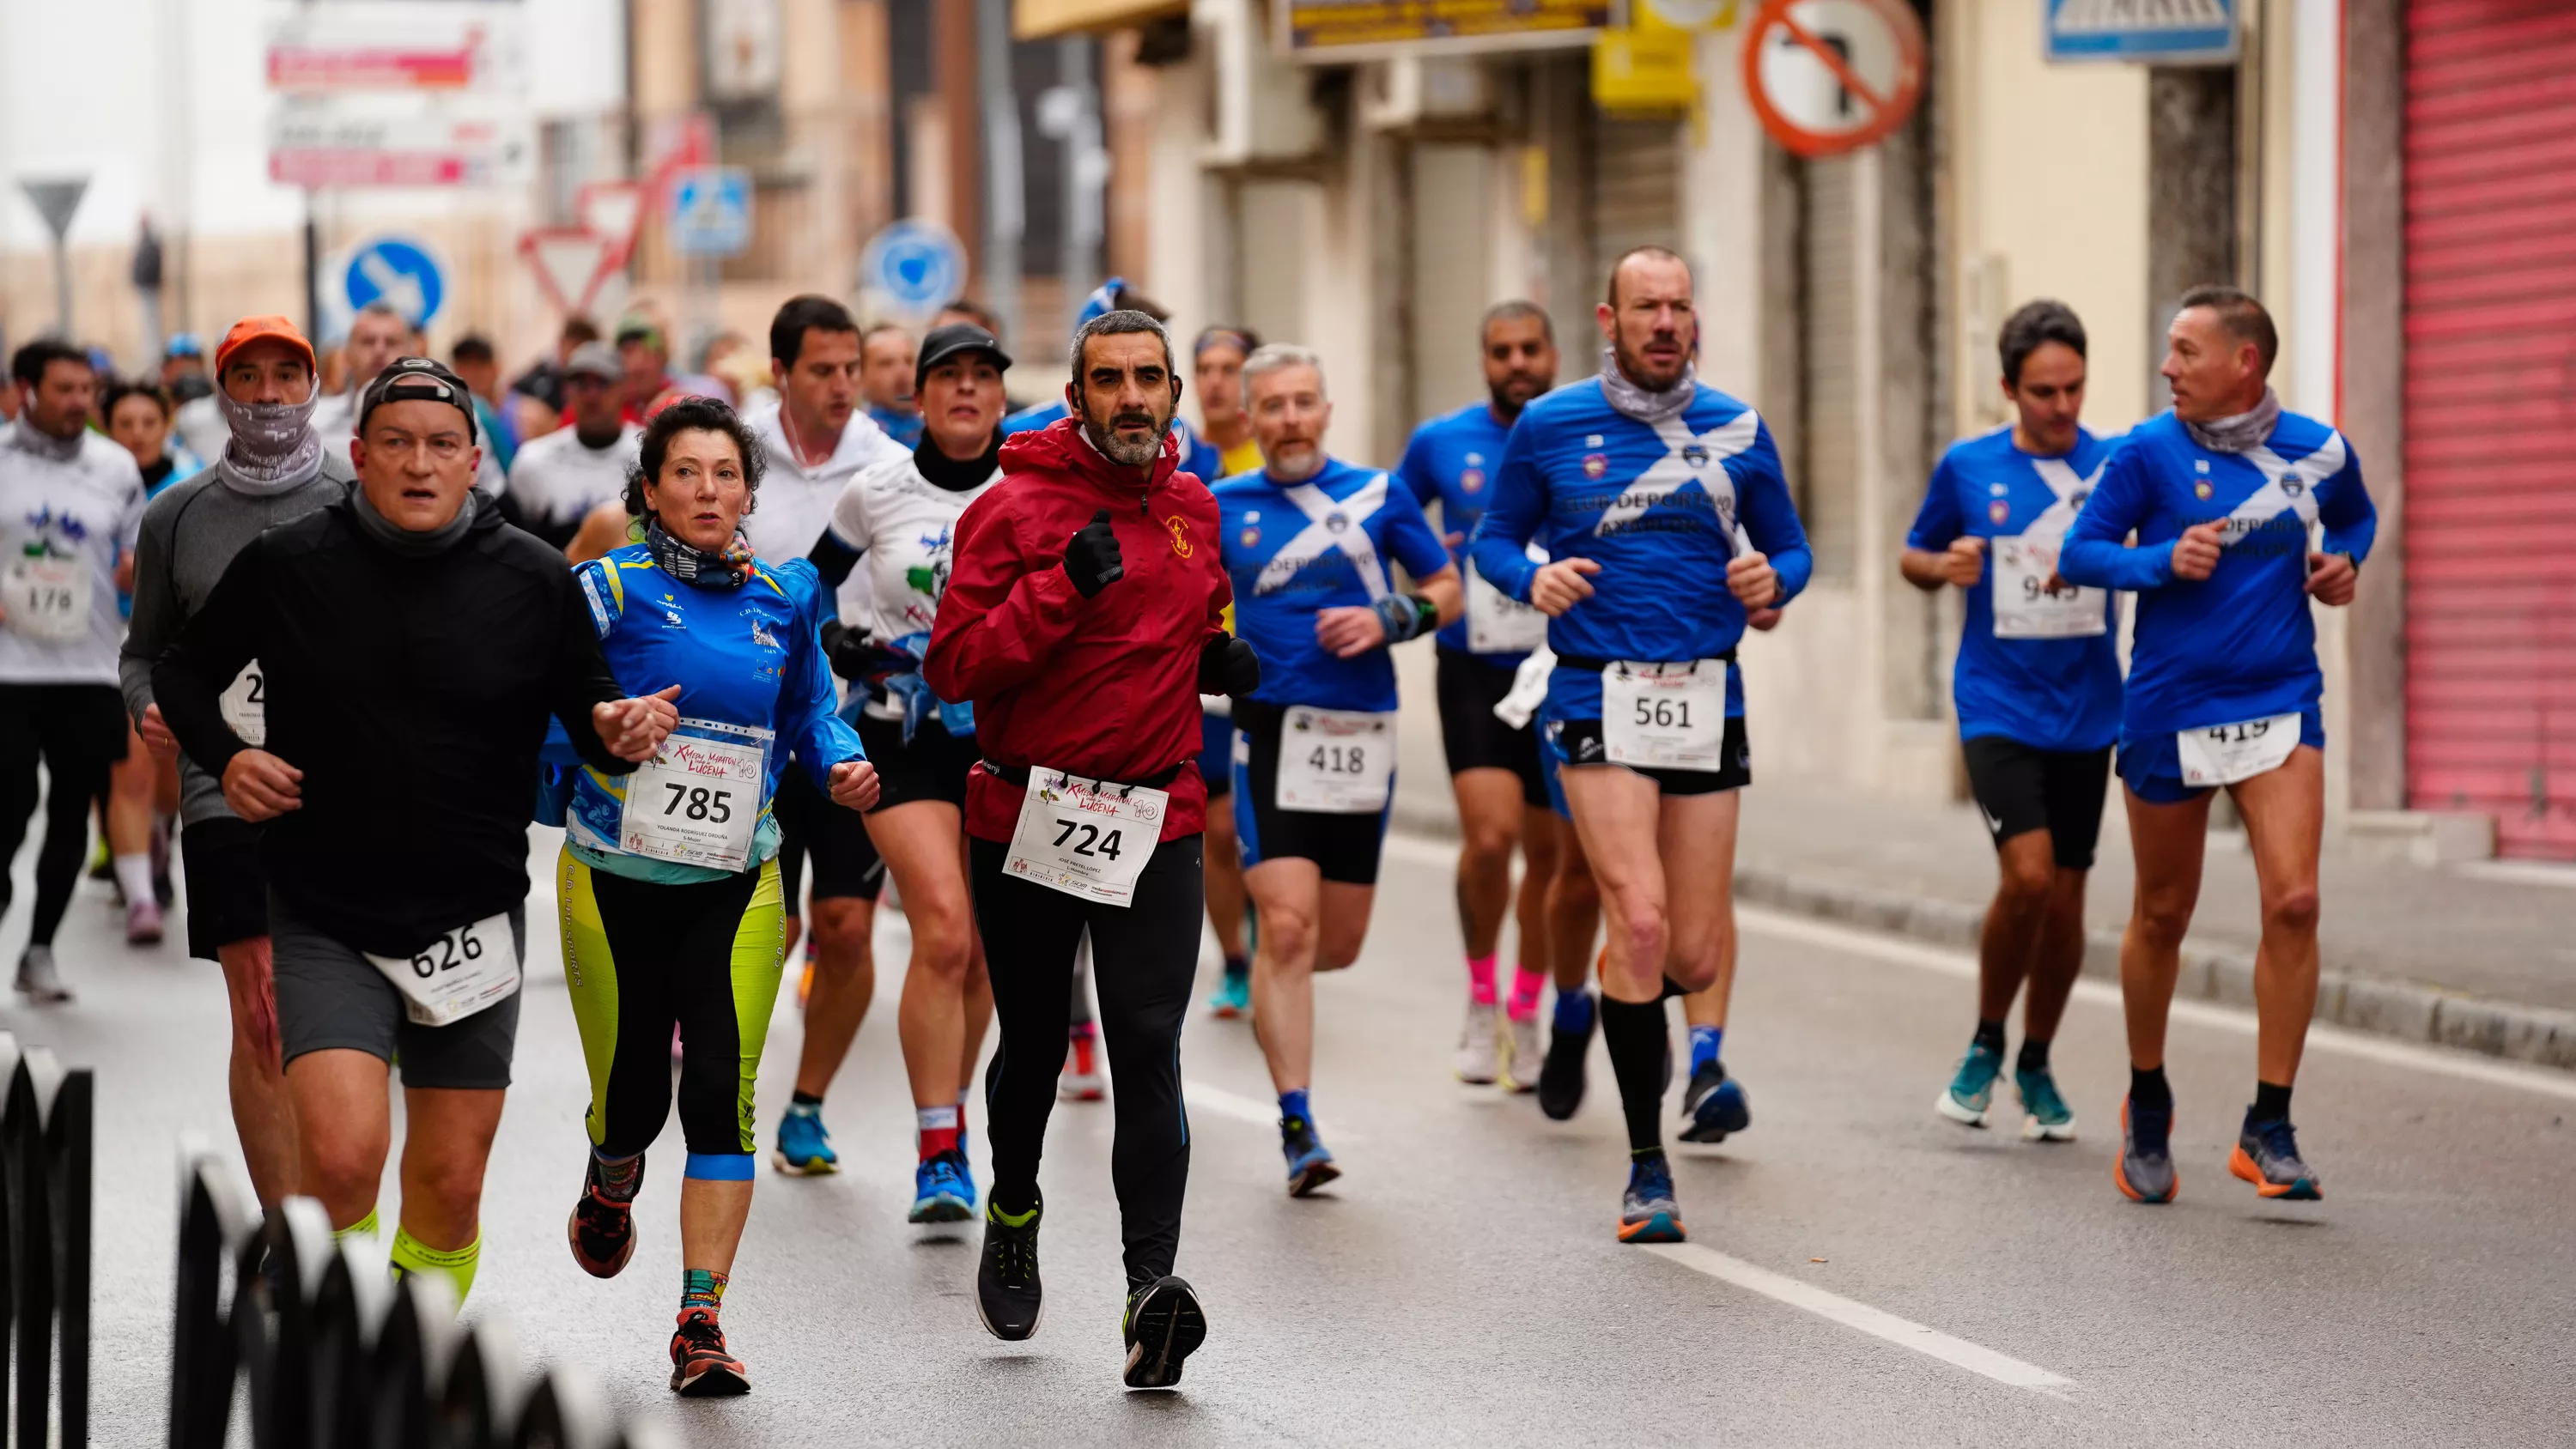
[
  {"xmin": 1466, "ymin": 953, "xmax": 1498, "ymax": 1006},
  {"xmin": 1507, "ymin": 966, "xmax": 1546, "ymax": 1021}
]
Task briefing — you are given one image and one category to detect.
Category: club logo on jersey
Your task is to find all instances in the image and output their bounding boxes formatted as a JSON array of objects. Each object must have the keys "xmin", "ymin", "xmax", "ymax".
[
  {"xmin": 2069, "ymin": 488, "xmax": 2090, "ymax": 510},
  {"xmin": 1990, "ymin": 482, "xmax": 2008, "ymax": 496},
  {"xmin": 1988, "ymin": 500, "xmax": 2011, "ymax": 524},
  {"xmin": 1584, "ymin": 434, "xmax": 1604, "ymax": 447},
  {"xmin": 750, "ymin": 621, "xmax": 781, "ymax": 652},
  {"xmin": 1466, "ymin": 452, "xmax": 1485, "ymax": 466},
  {"xmin": 1582, "ymin": 452, "xmax": 1608, "ymax": 480},
  {"xmin": 1460, "ymin": 469, "xmax": 1485, "ymax": 494},
  {"xmin": 2194, "ymin": 481, "xmax": 2215, "ymax": 500},
  {"xmin": 1165, "ymin": 514, "xmax": 1194, "ymax": 557},
  {"xmin": 2281, "ymin": 476, "xmax": 2306, "ymax": 498},
  {"xmin": 1324, "ymin": 512, "xmax": 1349, "ymax": 533},
  {"xmin": 1240, "ymin": 526, "xmax": 1261, "ymax": 548},
  {"xmin": 1682, "ymin": 444, "xmax": 1710, "ymax": 469}
]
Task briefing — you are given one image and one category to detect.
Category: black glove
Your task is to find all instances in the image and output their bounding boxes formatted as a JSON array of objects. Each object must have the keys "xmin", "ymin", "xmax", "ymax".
[
  {"xmin": 1198, "ymin": 635, "xmax": 1261, "ymax": 698},
  {"xmin": 820, "ymin": 621, "xmax": 908, "ymax": 687},
  {"xmin": 1062, "ymin": 508, "xmax": 1125, "ymax": 598}
]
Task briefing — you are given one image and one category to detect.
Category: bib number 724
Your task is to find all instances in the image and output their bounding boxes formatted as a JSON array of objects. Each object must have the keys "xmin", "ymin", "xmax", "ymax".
[{"xmin": 1051, "ymin": 817, "xmax": 1123, "ymax": 861}]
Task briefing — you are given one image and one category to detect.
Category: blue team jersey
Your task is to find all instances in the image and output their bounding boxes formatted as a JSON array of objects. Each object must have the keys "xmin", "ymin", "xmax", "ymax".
[
  {"xmin": 866, "ymin": 403, "xmax": 923, "ymax": 449},
  {"xmin": 561, "ymin": 548, "xmax": 866, "ymax": 882},
  {"xmin": 1468, "ymin": 377, "xmax": 1811, "ymax": 722},
  {"xmin": 1215, "ymin": 457, "xmax": 1455, "ymax": 713},
  {"xmin": 2059, "ymin": 409, "xmax": 2375, "ymax": 739},
  {"xmin": 1395, "ymin": 400, "xmax": 1522, "ymax": 660},
  {"xmin": 1907, "ymin": 426, "xmax": 2124, "ymax": 753},
  {"xmin": 1003, "ymin": 399, "xmax": 1069, "ymax": 435}
]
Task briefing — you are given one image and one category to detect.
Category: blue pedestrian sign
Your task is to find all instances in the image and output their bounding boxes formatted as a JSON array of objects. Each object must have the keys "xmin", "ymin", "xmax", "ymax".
[
  {"xmin": 860, "ymin": 220, "xmax": 968, "ymax": 321},
  {"xmin": 2045, "ymin": 0, "xmax": 2237, "ymax": 65},
  {"xmin": 669, "ymin": 167, "xmax": 753, "ymax": 258},
  {"xmin": 341, "ymin": 233, "xmax": 447, "ymax": 329}
]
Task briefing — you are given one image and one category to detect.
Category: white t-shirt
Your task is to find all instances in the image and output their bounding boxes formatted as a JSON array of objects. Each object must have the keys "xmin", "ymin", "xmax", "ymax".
[
  {"xmin": 826, "ymin": 453, "xmax": 1002, "ymax": 720},
  {"xmin": 507, "ymin": 423, "xmax": 640, "ymax": 529},
  {"xmin": 0, "ymin": 423, "xmax": 147, "ymax": 685},
  {"xmin": 740, "ymin": 402, "xmax": 909, "ymax": 574}
]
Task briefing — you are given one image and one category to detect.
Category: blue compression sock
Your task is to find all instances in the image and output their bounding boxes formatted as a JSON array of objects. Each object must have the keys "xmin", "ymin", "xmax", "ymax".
[
  {"xmin": 1278, "ymin": 1088, "xmax": 1312, "ymax": 1127},
  {"xmin": 1689, "ymin": 1025, "xmax": 1723, "ymax": 1075},
  {"xmin": 1553, "ymin": 989, "xmax": 1595, "ymax": 1034}
]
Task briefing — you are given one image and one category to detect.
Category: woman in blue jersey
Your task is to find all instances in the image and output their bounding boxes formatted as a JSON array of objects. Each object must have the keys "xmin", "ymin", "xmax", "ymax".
[
  {"xmin": 1213, "ymin": 344, "xmax": 1460, "ymax": 1196},
  {"xmin": 553, "ymin": 397, "xmax": 880, "ymax": 1397}
]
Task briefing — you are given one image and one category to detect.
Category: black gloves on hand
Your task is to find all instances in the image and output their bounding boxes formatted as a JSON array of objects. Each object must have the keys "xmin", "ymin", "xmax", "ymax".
[
  {"xmin": 820, "ymin": 621, "xmax": 908, "ymax": 687},
  {"xmin": 1198, "ymin": 635, "xmax": 1261, "ymax": 699},
  {"xmin": 1062, "ymin": 508, "xmax": 1126, "ymax": 598}
]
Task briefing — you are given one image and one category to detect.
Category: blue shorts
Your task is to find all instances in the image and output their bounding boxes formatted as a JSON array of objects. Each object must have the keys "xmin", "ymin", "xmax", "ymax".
[
  {"xmin": 1231, "ymin": 701, "xmax": 1392, "ymax": 885},
  {"xmin": 2117, "ymin": 706, "xmax": 2324, "ymax": 805},
  {"xmin": 1200, "ymin": 711, "xmax": 1235, "ymax": 799}
]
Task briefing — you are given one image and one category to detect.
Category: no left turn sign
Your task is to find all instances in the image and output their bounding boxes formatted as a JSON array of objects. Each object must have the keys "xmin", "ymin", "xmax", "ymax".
[{"xmin": 1741, "ymin": 0, "xmax": 1926, "ymax": 159}]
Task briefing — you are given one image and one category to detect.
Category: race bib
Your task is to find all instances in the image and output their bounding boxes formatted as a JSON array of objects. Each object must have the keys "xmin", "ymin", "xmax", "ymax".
[
  {"xmin": 220, "ymin": 665, "xmax": 267, "ymax": 747},
  {"xmin": 2175, "ymin": 712, "xmax": 2303, "ymax": 789},
  {"xmin": 1275, "ymin": 706, "xmax": 1396, "ymax": 814},
  {"xmin": 1466, "ymin": 544, "xmax": 1551, "ymax": 655},
  {"xmin": 1002, "ymin": 767, "xmax": 1165, "ymax": 906},
  {"xmin": 2, "ymin": 555, "xmax": 90, "ymax": 644},
  {"xmin": 1601, "ymin": 660, "xmax": 1728, "ymax": 771},
  {"xmin": 619, "ymin": 719, "xmax": 770, "ymax": 872},
  {"xmin": 365, "ymin": 912, "xmax": 520, "ymax": 1028},
  {"xmin": 1991, "ymin": 536, "xmax": 2106, "ymax": 640}
]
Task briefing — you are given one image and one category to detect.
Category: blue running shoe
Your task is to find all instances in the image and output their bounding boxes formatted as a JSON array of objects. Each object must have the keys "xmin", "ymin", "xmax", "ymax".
[
  {"xmin": 910, "ymin": 1149, "xmax": 977, "ymax": 1223},
  {"xmin": 2014, "ymin": 1065, "xmax": 2077, "ymax": 1143},
  {"xmin": 772, "ymin": 1104, "xmax": 839, "ymax": 1176},
  {"xmin": 1935, "ymin": 1040, "xmax": 2005, "ymax": 1128},
  {"xmin": 1679, "ymin": 1059, "xmax": 1750, "ymax": 1143},
  {"xmin": 1206, "ymin": 969, "xmax": 1251, "ymax": 1019},
  {"xmin": 1280, "ymin": 1116, "xmax": 1340, "ymax": 1197},
  {"xmin": 2229, "ymin": 1116, "xmax": 2322, "ymax": 1201},
  {"xmin": 2115, "ymin": 1096, "xmax": 2178, "ymax": 1204},
  {"xmin": 1618, "ymin": 1153, "xmax": 1686, "ymax": 1243}
]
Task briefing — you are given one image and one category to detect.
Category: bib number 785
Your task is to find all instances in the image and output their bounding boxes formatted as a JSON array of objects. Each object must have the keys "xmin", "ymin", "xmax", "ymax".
[
  {"xmin": 1052, "ymin": 817, "xmax": 1123, "ymax": 861},
  {"xmin": 660, "ymin": 782, "xmax": 735, "ymax": 824}
]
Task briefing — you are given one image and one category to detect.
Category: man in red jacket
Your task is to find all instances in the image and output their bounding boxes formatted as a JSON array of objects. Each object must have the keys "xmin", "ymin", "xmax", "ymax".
[{"xmin": 925, "ymin": 308, "xmax": 1256, "ymax": 1390}]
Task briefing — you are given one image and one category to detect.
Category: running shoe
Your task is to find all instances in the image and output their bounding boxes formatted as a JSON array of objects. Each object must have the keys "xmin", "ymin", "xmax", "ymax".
[
  {"xmin": 772, "ymin": 1104, "xmax": 838, "ymax": 1176},
  {"xmin": 1206, "ymin": 968, "xmax": 1251, "ymax": 1019},
  {"xmin": 909, "ymin": 1149, "xmax": 977, "ymax": 1223},
  {"xmin": 1455, "ymin": 1000, "xmax": 1500, "ymax": 1085},
  {"xmin": 2113, "ymin": 1095, "xmax": 2178, "ymax": 1204},
  {"xmin": 566, "ymin": 1152, "xmax": 641, "ymax": 1279},
  {"xmin": 1498, "ymin": 1011, "xmax": 1544, "ymax": 1094},
  {"xmin": 2014, "ymin": 1064, "xmax": 2077, "ymax": 1143},
  {"xmin": 14, "ymin": 947, "xmax": 70, "ymax": 1004},
  {"xmin": 2229, "ymin": 1116, "xmax": 2322, "ymax": 1201},
  {"xmin": 1121, "ymin": 1276, "xmax": 1208, "ymax": 1389},
  {"xmin": 668, "ymin": 1308, "xmax": 750, "ymax": 1397},
  {"xmin": 1060, "ymin": 1030, "xmax": 1106, "ymax": 1101},
  {"xmin": 1280, "ymin": 1115, "xmax": 1340, "ymax": 1197},
  {"xmin": 1618, "ymin": 1152, "xmax": 1686, "ymax": 1244},
  {"xmin": 1679, "ymin": 1059, "xmax": 1750, "ymax": 1143},
  {"xmin": 1935, "ymin": 1040, "xmax": 2004, "ymax": 1127},
  {"xmin": 975, "ymin": 1195, "xmax": 1045, "ymax": 1341},
  {"xmin": 1537, "ymin": 1002, "xmax": 1595, "ymax": 1121},
  {"xmin": 125, "ymin": 898, "xmax": 165, "ymax": 946}
]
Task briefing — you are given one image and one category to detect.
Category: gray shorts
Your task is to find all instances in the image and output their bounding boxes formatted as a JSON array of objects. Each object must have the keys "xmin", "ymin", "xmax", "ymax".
[{"xmin": 270, "ymin": 892, "xmax": 524, "ymax": 1090}]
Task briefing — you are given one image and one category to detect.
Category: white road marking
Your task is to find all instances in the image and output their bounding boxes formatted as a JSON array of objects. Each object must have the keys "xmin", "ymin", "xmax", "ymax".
[{"xmin": 1643, "ymin": 1243, "xmax": 2077, "ymax": 1395}]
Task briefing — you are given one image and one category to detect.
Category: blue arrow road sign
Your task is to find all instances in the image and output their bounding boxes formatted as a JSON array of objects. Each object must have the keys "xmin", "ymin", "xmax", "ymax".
[
  {"xmin": 2045, "ymin": 0, "xmax": 2237, "ymax": 64},
  {"xmin": 670, "ymin": 167, "xmax": 753, "ymax": 258},
  {"xmin": 859, "ymin": 220, "xmax": 967, "ymax": 318},
  {"xmin": 342, "ymin": 234, "xmax": 447, "ymax": 328}
]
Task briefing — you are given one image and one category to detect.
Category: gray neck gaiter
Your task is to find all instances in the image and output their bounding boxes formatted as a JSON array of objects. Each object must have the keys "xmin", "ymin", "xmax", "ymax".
[
  {"xmin": 1598, "ymin": 348, "xmax": 1698, "ymax": 426},
  {"xmin": 216, "ymin": 385, "xmax": 325, "ymax": 494},
  {"xmin": 2184, "ymin": 387, "xmax": 2281, "ymax": 455},
  {"xmin": 349, "ymin": 485, "xmax": 477, "ymax": 558}
]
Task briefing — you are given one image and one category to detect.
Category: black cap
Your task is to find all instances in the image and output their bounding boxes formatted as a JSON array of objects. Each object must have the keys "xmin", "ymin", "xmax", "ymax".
[
  {"xmin": 357, "ymin": 356, "xmax": 479, "ymax": 444},
  {"xmin": 914, "ymin": 324, "xmax": 1012, "ymax": 392}
]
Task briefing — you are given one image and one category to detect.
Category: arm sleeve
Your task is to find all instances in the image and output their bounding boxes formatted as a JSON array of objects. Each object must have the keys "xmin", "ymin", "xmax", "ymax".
[
  {"xmin": 1736, "ymin": 421, "xmax": 1814, "ymax": 605},
  {"xmin": 2319, "ymin": 449, "xmax": 2378, "ymax": 564},
  {"xmin": 776, "ymin": 562, "xmax": 867, "ymax": 776},
  {"xmin": 152, "ymin": 539, "xmax": 268, "ymax": 779},
  {"xmin": 548, "ymin": 573, "xmax": 641, "ymax": 775},
  {"xmin": 1468, "ymin": 420, "xmax": 1548, "ymax": 603},
  {"xmin": 922, "ymin": 493, "xmax": 1089, "ymax": 701},
  {"xmin": 808, "ymin": 481, "xmax": 870, "ymax": 600},
  {"xmin": 1905, "ymin": 455, "xmax": 1963, "ymax": 552},
  {"xmin": 2057, "ymin": 440, "xmax": 2173, "ymax": 591},
  {"xmin": 1383, "ymin": 482, "xmax": 1456, "ymax": 582},
  {"xmin": 118, "ymin": 493, "xmax": 181, "ymax": 724}
]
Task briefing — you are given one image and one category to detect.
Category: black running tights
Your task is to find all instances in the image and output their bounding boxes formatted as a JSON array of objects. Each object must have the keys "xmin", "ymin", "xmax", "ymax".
[{"xmin": 0, "ymin": 686, "xmax": 123, "ymax": 950}]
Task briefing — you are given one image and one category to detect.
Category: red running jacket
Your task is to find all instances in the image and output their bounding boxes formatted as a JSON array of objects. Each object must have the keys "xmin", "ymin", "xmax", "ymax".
[{"xmin": 925, "ymin": 415, "xmax": 1230, "ymax": 845}]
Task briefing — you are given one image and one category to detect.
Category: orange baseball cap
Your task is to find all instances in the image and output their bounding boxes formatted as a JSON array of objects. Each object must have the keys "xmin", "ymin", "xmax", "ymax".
[{"xmin": 213, "ymin": 316, "xmax": 318, "ymax": 378}]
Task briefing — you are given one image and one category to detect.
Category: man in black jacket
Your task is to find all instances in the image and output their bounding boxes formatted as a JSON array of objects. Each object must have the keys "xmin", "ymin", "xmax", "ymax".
[{"xmin": 155, "ymin": 357, "xmax": 677, "ymax": 1306}]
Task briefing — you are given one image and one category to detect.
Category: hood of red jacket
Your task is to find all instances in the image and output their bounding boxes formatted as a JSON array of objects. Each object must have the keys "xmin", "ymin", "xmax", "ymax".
[{"xmin": 999, "ymin": 414, "xmax": 1184, "ymax": 502}]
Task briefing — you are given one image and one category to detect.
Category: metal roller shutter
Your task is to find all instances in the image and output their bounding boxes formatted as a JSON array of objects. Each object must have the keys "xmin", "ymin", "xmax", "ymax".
[
  {"xmin": 1589, "ymin": 115, "xmax": 1684, "ymax": 272},
  {"xmin": 2402, "ymin": 0, "xmax": 2576, "ymax": 858}
]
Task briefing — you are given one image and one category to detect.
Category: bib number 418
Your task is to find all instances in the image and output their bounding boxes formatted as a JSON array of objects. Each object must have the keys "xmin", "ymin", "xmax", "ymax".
[{"xmin": 1306, "ymin": 743, "xmax": 1370, "ymax": 776}]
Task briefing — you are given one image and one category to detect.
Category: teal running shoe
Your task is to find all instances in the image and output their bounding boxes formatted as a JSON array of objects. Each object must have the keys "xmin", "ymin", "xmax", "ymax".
[
  {"xmin": 1617, "ymin": 1152, "xmax": 1686, "ymax": 1243},
  {"xmin": 2014, "ymin": 1064, "xmax": 2078, "ymax": 1142},
  {"xmin": 1206, "ymin": 968, "xmax": 1251, "ymax": 1019},
  {"xmin": 1935, "ymin": 1039, "xmax": 2005, "ymax": 1128},
  {"xmin": 772, "ymin": 1103, "xmax": 838, "ymax": 1175},
  {"xmin": 909, "ymin": 1149, "xmax": 977, "ymax": 1223}
]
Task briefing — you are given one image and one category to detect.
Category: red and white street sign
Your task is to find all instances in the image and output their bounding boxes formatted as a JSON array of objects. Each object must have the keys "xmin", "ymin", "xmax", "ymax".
[
  {"xmin": 519, "ymin": 229, "xmax": 622, "ymax": 317},
  {"xmin": 268, "ymin": 102, "xmax": 531, "ymax": 190},
  {"xmin": 1740, "ymin": 0, "xmax": 1926, "ymax": 159},
  {"xmin": 268, "ymin": 42, "xmax": 478, "ymax": 92},
  {"xmin": 264, "ymin": 5, "xmax": 522, "ymax": 95},
  {"xmin": 576, "ymin": 182, "xmax": 648, "ymax": 268}
]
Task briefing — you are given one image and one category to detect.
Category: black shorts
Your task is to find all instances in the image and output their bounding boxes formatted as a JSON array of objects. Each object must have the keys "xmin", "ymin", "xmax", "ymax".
[
  {"xmin": 180, "ymin": 816, "xmax": 269, "ymax": 959},
  {"xmin": 1435, "ymin": 646, "xmax": 1546, "ymax": 808},
  {"xmin": 772, "ymin": 761, "xmax": 884, "ymax": 908},
  {"xmin": 1231, "ymin": 700, "xmax": 1392, "ymax": 886},
  {"xmin": 0, "ymin": 682, "xmax": 128, "ymax": 774},
  {"xmin": 269, "ymin": 892, "xmax": 522, "ymax": 1089},
  {"xmin": 1961, "ymin": 736, "xmax": 2113, "ymax": 870},
  {"xmin": 854, "ymin": 712, "xmax": 979, "ymax": 812},
  {"xmin": 1546, "ymin": 714, "xmax": 1751, "ymax": 796}
]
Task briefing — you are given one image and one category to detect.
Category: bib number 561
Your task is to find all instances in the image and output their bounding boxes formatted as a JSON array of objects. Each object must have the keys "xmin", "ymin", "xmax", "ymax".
[
  {"xmin": 409, "ymin": 924, "xmax": 485, "ymax": 979},
  {"xmin": 1631, "ymin": 698, "xmax": 1695, "ymax": 730},
  {"xmin": 1052, "ymin": 817, "xmax": 1124, "ymax": 861}
]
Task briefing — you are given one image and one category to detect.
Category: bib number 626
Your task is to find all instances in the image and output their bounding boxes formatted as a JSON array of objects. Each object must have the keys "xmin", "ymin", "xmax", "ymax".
[{"xmin": 407, "ymin": 922, "xmax": 487, "ymax": 979}]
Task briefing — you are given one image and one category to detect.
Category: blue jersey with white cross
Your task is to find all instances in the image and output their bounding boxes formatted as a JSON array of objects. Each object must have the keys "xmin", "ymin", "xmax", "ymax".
[
  {"xmin": 1907, "ymin": 426, "xmax": 2124, "ymax": 753},
  {"xmin": 2059, "ymin": 409, "xmax": 2374, "ymax": 739},
  {"xmin": 1395, "ymin": 400, "xmax": 1522, "ymax": 661},
  {"xmin": 1214, "ymin": 457, "xmax": 1454, "ymax": 713},
  {"xmin": 1468, "ymin": 377, "xmax": 1810, "ymax": 720}
]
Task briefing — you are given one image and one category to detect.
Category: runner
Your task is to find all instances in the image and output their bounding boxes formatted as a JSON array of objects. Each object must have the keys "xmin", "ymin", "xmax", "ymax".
[
  {"xmin": 151, "ymin": 356, "xmax": 678, "ymax": 1302},
  {"xmin": 122, "ymin": 318, "xmax": 355, "ymax": 1209},
  {"xmin": 1002, "ymin": 280, "xmax": 1166, "ymax": 436},
  {"xmin": 2058, "ymin": 285, "xmax": 2372, "ymax": 1204},
  {"xmin": 859, "ymin": 321, "xmax": 922, "ymax": 447},
  {"xmin": 1186, "ymin": 326, "xmax": 1264, "ymax": 1019},
  {"xmin": 318, "ymin": 303, "xmax": 507, "ymax": 498},
  {"xmin": 924, "ymin": 307, "xmax": 1245, "ymax": 1386},
  {"xmin": 1217, "ymin": 344, "xmax": 1460, "ymax": 1196},
  {"xmin": 554, "ymin": 396, "xmax": 880, "ymax": 1396},
  {"xmin": 739, "ymin": 295, "xmax": 909, "ymax": 1177},
  {"xmin": 1395, "ymin": 300, "xmax": 1561, "ymax": 1090},
  {"xmin": 1471, "ymin": 246, "xmax": 1812, "ymax": 1242},
  {"xmin": 805, "ymin": 321, "xmax": 1012, "ymax": 1221},
  {"xmin": 505, "ymin": 342, "xmax": 639, "ymax": 550},
  {"xmin": 1492, "ymin": 647, "xmax": 1607, "ymax": 1122},
  {"xmin": 100, "ymin": 378, "xmax": 194, "ymax": 936},
  {"xmin": 1902, "ymin": 300, "xmax": 2120, "ymax": 1143},
  {"xmin": 1, "ymin": 340, "xmax": 146, "ymax": 1002}
]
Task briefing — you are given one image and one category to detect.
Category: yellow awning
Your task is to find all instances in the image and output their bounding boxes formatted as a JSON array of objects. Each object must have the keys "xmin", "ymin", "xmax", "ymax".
[{"xmin": 1014, "ymin": 0, "xmax": 1189, "ymax": 39}]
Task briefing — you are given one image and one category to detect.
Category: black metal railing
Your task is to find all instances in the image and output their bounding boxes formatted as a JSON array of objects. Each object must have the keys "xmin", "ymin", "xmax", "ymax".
[
  {"xmin": 0, "ymin": 1031, "xmax": 92, "ymax": 1449},
  {"xmin": 170, "ymin": 1140, "xmax": 672, "ymax": 1449}
]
